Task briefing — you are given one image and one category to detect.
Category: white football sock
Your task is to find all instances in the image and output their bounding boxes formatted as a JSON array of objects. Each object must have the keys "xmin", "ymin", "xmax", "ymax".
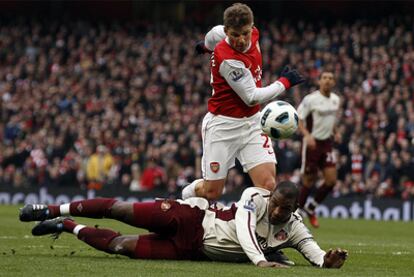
[
  {"xmin": 73, "ymin": 224, "xmax": 86, "ymax": 236},
  {"xmin": 182, "ymin": 179, "xmax": 203, "ymax": 200},
  {"xmin": 60, "ymin": 203, "xmax": 70, "ymax": 216}
]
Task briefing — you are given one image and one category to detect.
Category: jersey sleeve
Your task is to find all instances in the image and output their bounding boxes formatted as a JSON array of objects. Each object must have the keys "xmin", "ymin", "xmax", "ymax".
[
  {"xmin": 297, "ymin": 95, "xmax": 312, "ymax": 120},
  {"xmin": 205, "ymin": 25, "xmax": 226, "ymax": 51},
  {"xmin": 289, "ymin": 218, "xmax": 326, "ymax": 267},
  {"xmin": 219, "ymin": 59, "xmax": 287, "ymax": 106},
  {"xmin": 235, "ymin": 188, "xmax": 268, "ymax": 265}
]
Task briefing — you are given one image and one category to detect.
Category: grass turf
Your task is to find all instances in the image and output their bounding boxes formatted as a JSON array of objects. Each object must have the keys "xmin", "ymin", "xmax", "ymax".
[{"xmin": 1, "ymin": 205, "xmax": 413, "ymax": 277}]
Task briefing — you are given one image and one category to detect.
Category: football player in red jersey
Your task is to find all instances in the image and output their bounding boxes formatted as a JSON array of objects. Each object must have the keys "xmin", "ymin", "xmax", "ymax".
[{"xmin": 183, "ymin": 3, "xmax": 305, "ymax": 201}]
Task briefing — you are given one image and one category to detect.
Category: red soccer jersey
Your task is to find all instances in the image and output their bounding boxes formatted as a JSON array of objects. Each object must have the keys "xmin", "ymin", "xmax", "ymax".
[{"xmin": 208, "ymin": 27, "xmax": 262, "ymax": 118}]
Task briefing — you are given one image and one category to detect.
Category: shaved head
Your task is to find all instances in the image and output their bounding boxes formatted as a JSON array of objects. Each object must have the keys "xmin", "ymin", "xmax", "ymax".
[{"xmin": 274, "ymin": 181, "xmax": 299, "ymax": 201}]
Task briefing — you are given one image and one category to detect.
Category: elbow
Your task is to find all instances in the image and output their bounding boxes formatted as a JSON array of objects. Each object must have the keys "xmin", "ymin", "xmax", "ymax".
[{"xmin": 244, "ymin": 97, "xmax": 258, "ymax": 107}]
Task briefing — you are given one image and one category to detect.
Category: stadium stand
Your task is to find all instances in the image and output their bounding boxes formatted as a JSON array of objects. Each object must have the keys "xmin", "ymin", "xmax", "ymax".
[{"xmin": 0, "ymin": 14, "xmax": 413, "ymax": 199}]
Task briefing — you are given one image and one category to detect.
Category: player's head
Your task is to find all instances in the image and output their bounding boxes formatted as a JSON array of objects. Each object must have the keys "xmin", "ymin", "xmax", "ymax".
[
  {"xmin": 318, "ymin": 71, "xmax": 335, "ymax": 92},
  {"xmin": 223, "ymin": 3, "xmax": 254, "ymax": 53},
  {"xmin": 268, "ymin": 181, "xmax": 299, "ymax": 225}
]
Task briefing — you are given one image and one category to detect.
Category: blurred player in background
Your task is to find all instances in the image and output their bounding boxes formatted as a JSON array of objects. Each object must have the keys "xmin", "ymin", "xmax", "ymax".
[
  {"xmin": 182, "ymin": 3, "xmax": 304, "ymax": 201},
  {"xmin": 20, "ymin": 181, "xmax": 347, "ymax": 268},
  {"xmin": 297, "ymin": 71, "xmax": 341, "ymax": 228}
]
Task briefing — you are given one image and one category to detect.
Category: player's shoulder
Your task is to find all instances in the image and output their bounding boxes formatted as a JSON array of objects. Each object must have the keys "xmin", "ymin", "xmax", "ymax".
[
  {"xmin": 300, "ymin": 90, "xmax": 319, "ymax": 104},
  {"xmin": 330, "ymin": 92, "xmax": 340, "ymax": 101},
  {"xmin": 252, "ymin": 26, "xmax": 260, "ymax": 38}
]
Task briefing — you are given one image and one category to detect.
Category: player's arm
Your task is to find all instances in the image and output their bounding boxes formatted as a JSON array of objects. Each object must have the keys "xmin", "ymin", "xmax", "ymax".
[
  {"xmin": 195, "ymin": 25, "xmax": 226, "ymax": 54},
  {"xmin": 219, "ymin": 60, "xmax": 304, "ymax": 106},
  {"xmin": 290, "ymin": 220, "xmax": 348, "ymax": 268},
  {"xmin": 333, "ymin": 97, "xmax": 342, "ymax": 142},
  {"xmin": 234, "ymin": 189, "xmax": 267, "ymax": 266},
  {"xmin": 297, "ymin": 97, "xmax": 316, "ymax": 147}
]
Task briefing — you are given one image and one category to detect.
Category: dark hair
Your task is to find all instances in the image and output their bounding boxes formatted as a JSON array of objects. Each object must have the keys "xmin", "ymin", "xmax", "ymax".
[
  {"xmin": 319, "ymin": 71, "xmax": 335, "ymax": 79},
  {"xmin": 274, "ymin": 181, "xmax": 299, "ymax": 200},
  {"xmin": 223, "ymin": 3, "xmax": 254, "ymax": 29}
]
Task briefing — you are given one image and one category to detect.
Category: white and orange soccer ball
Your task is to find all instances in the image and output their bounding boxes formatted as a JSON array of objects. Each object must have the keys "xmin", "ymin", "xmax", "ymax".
[{"xmin": 260, "ymin": 100, "xmax": 299, "ymax": 140}]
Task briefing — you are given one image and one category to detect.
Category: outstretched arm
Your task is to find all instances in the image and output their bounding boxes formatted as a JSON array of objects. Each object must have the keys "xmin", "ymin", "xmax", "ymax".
[{"xmin": 219, "ymin": 60, "xmax": 304, "ymax": 106}]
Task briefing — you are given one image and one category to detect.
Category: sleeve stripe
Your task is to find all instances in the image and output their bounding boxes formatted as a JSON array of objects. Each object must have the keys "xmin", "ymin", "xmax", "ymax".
[{"xmin": 247, "ymin": 212, "xmax": 262, "ymax": 254}]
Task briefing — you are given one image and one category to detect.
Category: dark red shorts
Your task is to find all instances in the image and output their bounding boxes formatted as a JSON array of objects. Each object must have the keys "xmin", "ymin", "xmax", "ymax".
[
  {"xmin": 132, "ymin": 200, "xmax": 206, "ymax": 260},
  {"xmin": 301, "ymin": 138, "xmax": 336, "ymax": 174}
]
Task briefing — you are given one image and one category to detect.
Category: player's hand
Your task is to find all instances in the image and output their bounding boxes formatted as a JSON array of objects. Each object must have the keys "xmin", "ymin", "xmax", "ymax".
[
  {"xmin": 305, "ymin": 134, "xmax": 316, "ymax": 149},
  {"xmin": 257, "ymin": 260, "xmax": 289, "ymax": 268},
  {"xmin": 195, "ymin": 40, "xmax": 209, "ymax": 55},
  {"xmin": 280, "ymin": 66, "xmax": 305, "ymax": 88},
  {"xmin": 323, "ymin": 248, "xmax": 348, "ymax": 268}
]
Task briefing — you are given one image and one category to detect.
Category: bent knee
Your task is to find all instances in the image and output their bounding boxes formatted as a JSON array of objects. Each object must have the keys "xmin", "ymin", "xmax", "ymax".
[
  {"xmin": 110, "ymin": 201, "xmax": 133, "ymax": 219},
  {"xmin": 109, "ymin": 236, "xmax": 136, "ymax": 257}
]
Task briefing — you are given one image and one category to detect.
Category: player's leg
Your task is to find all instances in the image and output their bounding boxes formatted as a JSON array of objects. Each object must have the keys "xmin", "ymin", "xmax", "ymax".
[
  {"xmin": 298, "ymin": 173, "xmax": 318, "ymax": 210},
  {"xmin": 305, "ymin": 146, "xmax": 337, "ymax": 210},
  {"xmin": 183, "ymin": 113, "xmax": 237, "ymax": 201},
  {"xmin": 20, "ymin": 198, "xmax": 131, "ymax": 222},
  {"xmin": 247, "ymin": 162, "xmax": 276, "ymax": 191},
  {"xmin": 298, "ymin": 139, "xmax": 320, "ymax": 211},
  {"xmin": 239, "ymin": 129, "xmax": 277, "ymax": 191},
  {"xmin": 31, "ymin": 217, "xmax": 125, "ymax": 255},
  {"xmin": 30, "ymin": 217, "xmax": 180, "ymax": 259},
  {"xmin": 314, "ymin": 166, "xmax": 337, "ymax": 206}
]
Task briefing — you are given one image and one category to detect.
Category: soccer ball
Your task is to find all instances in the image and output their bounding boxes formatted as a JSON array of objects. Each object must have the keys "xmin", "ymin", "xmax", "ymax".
[{"xmin": 260, "ymin": 100, "xmax": 299, "ymax": 140}]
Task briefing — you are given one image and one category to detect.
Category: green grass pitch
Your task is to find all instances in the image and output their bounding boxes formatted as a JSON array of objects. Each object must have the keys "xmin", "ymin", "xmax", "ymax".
[{"xmin": 1, "ymin": 205, "xmax": 413, "ymax": 277}]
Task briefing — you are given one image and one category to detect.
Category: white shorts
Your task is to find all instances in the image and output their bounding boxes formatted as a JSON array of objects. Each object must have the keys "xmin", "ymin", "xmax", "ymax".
[{"xmin": 201, "ymin": 112, "xmax": 277, "ymax": 180}]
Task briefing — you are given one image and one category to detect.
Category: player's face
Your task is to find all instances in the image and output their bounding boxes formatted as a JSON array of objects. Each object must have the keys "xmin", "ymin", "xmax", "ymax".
[
  {"xmin": 319, "ymin": 72, "xmax": 335, "ymax": 92},
  {"xmin": 268, "ymin": 193, "xmax": 296, "ymax": 225},
  {"xmin": 224, "ymin": 24, "xmax": 253, "ymax": 52}
]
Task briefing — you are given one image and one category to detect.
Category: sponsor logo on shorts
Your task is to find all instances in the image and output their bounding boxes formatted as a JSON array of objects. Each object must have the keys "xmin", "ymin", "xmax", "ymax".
[
  {"xmin": 275, "ymin": 229, "xmax": 288, "ymax": 241},
  {"xmin": 210, "ymin": 162, "xmax": 220, "ymax": 173}
]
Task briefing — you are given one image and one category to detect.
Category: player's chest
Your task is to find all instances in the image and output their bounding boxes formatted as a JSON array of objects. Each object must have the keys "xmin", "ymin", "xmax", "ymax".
[
  {"xmin": 255, "ymin": 222, "xmax": 291, "ymax": 249},
  {"xmin": 311, "ymin": 97, "xmax": 339, "ymax": 116}
]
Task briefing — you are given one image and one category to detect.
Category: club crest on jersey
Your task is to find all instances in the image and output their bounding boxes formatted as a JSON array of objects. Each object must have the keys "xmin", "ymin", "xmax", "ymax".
[
  {"xmin": 231, "ymin": 68, "xmax": 244, "ymax": 82},
  {"xmin": 243, "ymin": 200, "xmax": 256, "ymax": 212},
  {"xmin": 210, "ymin": 162, "xmax": 220, "ymax": 173},
  {"xmin": 275, "ymin": 229, "xmax": 288, "ymax": 241}
]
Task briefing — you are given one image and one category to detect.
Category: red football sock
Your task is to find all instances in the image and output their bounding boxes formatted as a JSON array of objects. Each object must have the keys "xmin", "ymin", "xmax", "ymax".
[
  {"xmin": 298, "ymin": 185, "xmax": 312, "ymax": 208},
  {"xmin": 77, "ymin": 227, "xmax": 120, "ymax": 253},
  {"xmin": 62, "ymin": 218, "xmax": 77, "ymax": 233},
  {"xmin": 48, "ymin": 198, "xmax": 117, "ymax": 218},
  {"xmin": 314, "ymin": 184, "xmax": 334, "ymax": 204}
]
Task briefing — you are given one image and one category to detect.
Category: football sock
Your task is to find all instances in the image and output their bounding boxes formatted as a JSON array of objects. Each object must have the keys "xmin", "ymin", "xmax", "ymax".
[
  {"xmin": 298, "ymin": 185, "xmax": 312, "ymax": 208},
  {"xmin": 48, "ymin": 198, "xmax": 117, "ymax": 218},
  {"xmin": 182, "ymin": 179, "xmax": 203, "ymax": 200},
  {"xmin": 314, "ymin": 183, "xmax": 334, "ymax": 204}
]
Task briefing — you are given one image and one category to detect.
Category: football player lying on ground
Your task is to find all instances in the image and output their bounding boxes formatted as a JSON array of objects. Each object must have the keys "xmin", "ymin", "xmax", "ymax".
[{"xmin": 19, "ymin": 181, "xmax": 347, "ymax": 268}]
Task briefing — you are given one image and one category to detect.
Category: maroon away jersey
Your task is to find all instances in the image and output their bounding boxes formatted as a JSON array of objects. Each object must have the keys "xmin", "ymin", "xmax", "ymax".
[{"xmin": 208, "ymin": 27, "xmax": 262, "ymax": 118}]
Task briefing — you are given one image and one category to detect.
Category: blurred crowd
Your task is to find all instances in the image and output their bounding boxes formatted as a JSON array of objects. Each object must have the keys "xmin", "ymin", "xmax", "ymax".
[{"xmin": 0, "ymin": 16, "xmax": 413, "ymax": 199}]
